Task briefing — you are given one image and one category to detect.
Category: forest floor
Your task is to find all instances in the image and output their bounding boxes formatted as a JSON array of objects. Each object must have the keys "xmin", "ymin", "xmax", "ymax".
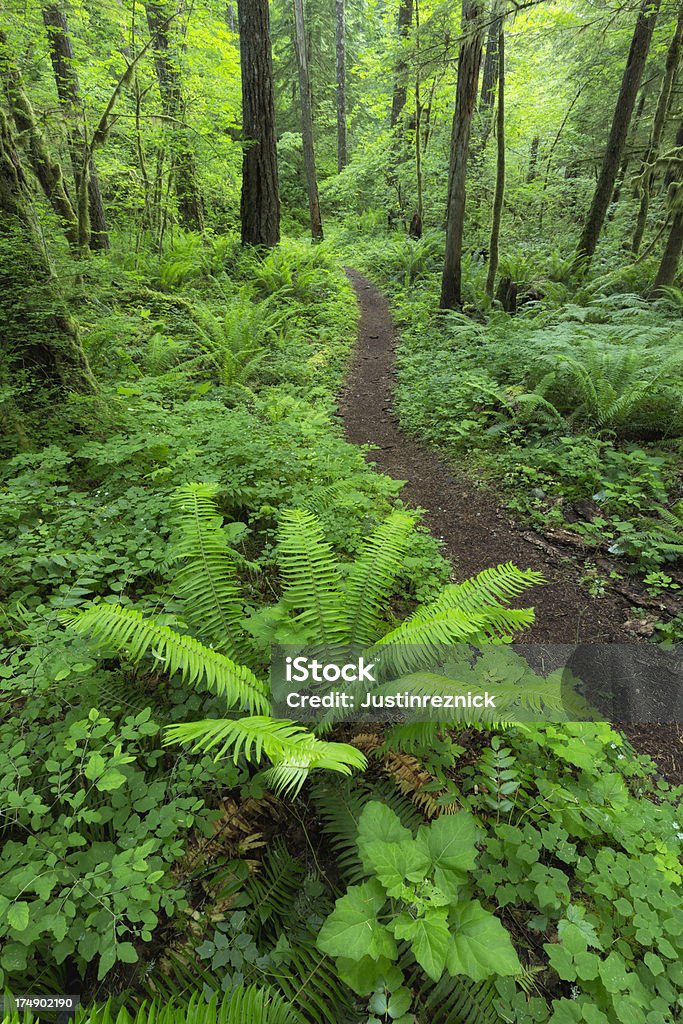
[{"xmin": 340, "ymin": 269, "xmax": 683, "ymax": 783}]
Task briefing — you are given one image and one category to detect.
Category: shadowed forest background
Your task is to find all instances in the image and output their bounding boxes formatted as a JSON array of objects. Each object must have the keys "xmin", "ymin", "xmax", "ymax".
[{"xmin": 1, "ymin": 0, "xmax": 683, "ymax": 1022}]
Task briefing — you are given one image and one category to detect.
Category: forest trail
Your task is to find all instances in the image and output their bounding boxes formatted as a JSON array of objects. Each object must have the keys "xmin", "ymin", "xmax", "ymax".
[{"xmin": 340, "ymin": 269, "xmax": 632, "ymax": 646}]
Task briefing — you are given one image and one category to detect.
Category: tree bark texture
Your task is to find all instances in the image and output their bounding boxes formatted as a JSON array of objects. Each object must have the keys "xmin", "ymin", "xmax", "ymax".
[
  {"xmin": 653, "ymin": 120, "xmax": 683, "ymax": 290},
  {"xmin": 42, "ymin": 4, "xmax": 109, "ymax": 250},
  {"xmin": 632, "ymin": 0, "xmax": 683, "ymax": 253},
  {"xmin": 440, "ymin": 0, "xmax": 486, "ymax": 309},
  {"xmin": 390, "ymin": 0, "xmax": 414, "ymax": 130},
  {"xmin": 486, "ymin": 22, "xmax": 505, "ymax": 298},
  {"xmin": 575, "ymin": 0, "xmax": 661, "ymax": 268},
  {"xmin": 0, "ymin": 32, "xmax": 80, "ymax": 251},
  {"xmin": 146, "ymin": 0, "xmax": 205, "ymax": 232},
  {"xmin": 527, "ymin": 134, "xmax": 540, "ymax": 183},
  {"xmin": 293, "ymin": 0, "xmax": 323, "ymax": 241},
  {"xmin": 336, "ymin": 0, "xmax": 347, "ymax": 171},
  {"xmin": 0, "ymin": 108, "xmax": 95, "ymax": 395},
  {"xmin": 237, "ymin": 0, "xmax": 280, "ymax": 246}
]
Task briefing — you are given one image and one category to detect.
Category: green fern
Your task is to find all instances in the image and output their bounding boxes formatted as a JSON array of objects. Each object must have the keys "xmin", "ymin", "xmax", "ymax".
[
  {"xmin": 2, "ymin": 986, "xmax": 303, "ymax": 1024},
  {"xmin": 163, "ymin": 717, "xmax": 366, "ymax": 798},
  {"xmin": 65, "ymin": 604, "xmax": 269, "ymax": 715},
  {"xmin": 170, "ymin": 483, "xmax": 252, "ymax": 663},
  {"xmin": 340, "ymin": 511, "xmax": 416, "ymax": 645},
  {"xmin": 277, "ymin": 508, "xmax": 346, "ymax": 645}
]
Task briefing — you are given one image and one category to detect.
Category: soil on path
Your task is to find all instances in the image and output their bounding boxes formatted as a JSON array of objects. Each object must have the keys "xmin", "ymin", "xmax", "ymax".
[{"xmin": 339, "ymin": 270, "xmax": 683, "ymax": 783}]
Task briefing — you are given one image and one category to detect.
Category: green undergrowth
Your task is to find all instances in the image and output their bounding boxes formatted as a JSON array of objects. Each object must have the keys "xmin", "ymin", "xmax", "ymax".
[{"xmin": 334, "ymin": 224, "xmax": 683, "ymax": 596}]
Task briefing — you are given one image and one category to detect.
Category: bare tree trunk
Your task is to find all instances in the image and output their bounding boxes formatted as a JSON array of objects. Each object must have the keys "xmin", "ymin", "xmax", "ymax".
[
  {"xmin": 336, "ymin": 0, "xmax": 347, "ymax": 172},
  {"xmin": 486, "ymin": 21, "xmax": 505, "ymax": 298},
  {"xmin": 0, "ymin": 33, "xmax": 80, "ymax": 252},
  {"xmin": 412, "ymin": 0, "xmax": 423, "ymax": 236},
  {"xmin": 42, "ymin": 4, "xmax": 109, "ymax": 250},
  {"xmin": 293, "ymin": 0, "xmax": 323, "ymax": 241},
  {"xmin": 226, "ymin": 3, "xmax": 236, "ymax": 32},
  {"xmin": 575, "ymin": 0, "xmax": 661, "ymax": 269},
  {"xmin": 632, "ymin": 1, "xmax": 683, "ymax": 254},
  {"xmin": 0, "ymin": 108, "xmax": 95, "ymax": 395},
  {"xmin": 391, "ymin": 0, "xmax": 414, "ymax": 130},
  {"xmin": 237, "ymin": 0, "xmax": 280, "ymax": 246},
  {"xmin": 527, "ymin": 134, "xmax": 540, "ymax": 183},
  {"xmin": 146, "ymin": 0, "xmax": 204, "ymax": 232},
  {"xmin": 440, "ymin": 0, "xmax": 486, "ymax": 310}
]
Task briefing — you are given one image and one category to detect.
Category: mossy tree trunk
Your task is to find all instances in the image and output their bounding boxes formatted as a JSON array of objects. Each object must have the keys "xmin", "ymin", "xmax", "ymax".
[
  {"xmin": 574, "ymin": 0, "xmax": 661, "ymax": 269},
  {"xmin": 146, "ymin": 0, "xmax": 205, "ymax": 233},
  {"xmin": 440, "ymin": 0, "xmax": 486, "ymax": 309},
  {"xmin": 0, "ymin": 108, "xmax": 95, "ymax": 395},
  {"xmin": 632, "ymin": 1, "xmax": 683, "ymax": 254},
  {"xmin": 42, "ymin": 4, "xmax": 110, "ymax": 251},
  {"xmin": 486, "ymin": 21, "xmax": 505, "ymax": 299}
]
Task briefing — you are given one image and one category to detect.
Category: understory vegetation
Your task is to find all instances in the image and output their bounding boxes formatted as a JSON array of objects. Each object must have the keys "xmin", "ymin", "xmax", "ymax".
[
  {"xmin": 2, "ymin": 0, "xmax": 683, "ymax": 1022},
  {"xmin": 341, "ymin": 227, "xmax": 683, "ymax": 608}
]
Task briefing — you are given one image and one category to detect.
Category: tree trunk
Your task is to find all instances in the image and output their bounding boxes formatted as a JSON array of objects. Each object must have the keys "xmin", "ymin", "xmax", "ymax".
[
  {"xmin": 146, "ymin": 0, "xmax": 204, "ymax": 232},
  {"xmin": 527, "ymin": 134, "xmax": 540, "ymax": 183},
  {"xmin": 336, "ymin": 0, "xmax": 347, "ymax": 172},
  {"xmin": 391, "ymin": 0, "xmax": 414, "ymax": 130},
  {"xmin": 486, "ymin": 22, "xmax": 505, "ymax": 299},
  {"xmin": 440, "ymin": 0, "xmax": 486, "ymax": 310},
  {"xmin": 412, "ymin": 0, "xmax": 423, "ymax": 234},
  {"xmin": 632, "ymin": 1, "xmax": 683, "ymax": 254},
  {"xmin": 0, "ymin": 32, "xmax": 80, "ymax": 252},
  {"xmin": 575, "ymin": 0, "xmax": 661, "ymax": 269},
  {"xmin": 0, "ymin": 108, "xmax": 95, "ymax": 395},
  {"xmin": 237, "ymin": 0, "xmax": 280, "ymax": 246},
  {"xmin": 653, "ymin": 208, "xmax": 683, "ymax": 290},
  {"xmin": 42, "ymin": 4, "xmax": 109, "ymax": 250},
  {"xmin": 293, "ymin": 0, "xmax": 323, "ymax": 241}
]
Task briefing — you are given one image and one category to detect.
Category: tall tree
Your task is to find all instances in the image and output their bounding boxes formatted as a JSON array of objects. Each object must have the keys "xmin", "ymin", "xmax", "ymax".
[
  {"xmin": 0, "ymin": 108, "xmax": 95, "ymax": 395},
  {"xmin": 42, "ymin": 4, "xmax": 109, "ymax": 251},
  {"xmin": 390, "ymin": 0, "xmax": 414, "ymax": 131},
  {"xmin": 237, "ymin": 0, "xmax": 280, "ymax": 246},
  {"xmin": 336, "ymin": 0, "xmax": 347, "ymax": 172},
  {"xmin": 146, "ymin": 0, "xmax": 205, "ymax": 233},
  {"xmin": 632, "ymin": 1, "xmax": 683, "ymax": 254},
  {"xmin": 473, "ymin": 1, "xmax": 500, "ymax": 157},
  {"xmin": 653, "ymin": 121, "xmax": 683, "ymax": 291},
  {"xmin": 293, "ymin": 0, "xmax": 323, "ymax": 241},
  {"xmin": 0, "ymin": 31, "xmax": 80, "ymax": 252},
  {"xmin": 486, "ymin": 18, "xmax": 505, "ymax": 299},
  {"xmin": 574, "ymin": 0, "xmax": 661, "ymax": 269},
  {"xmin": 440, "ymin": 0, "xmax": 486, "ymax": 310}
]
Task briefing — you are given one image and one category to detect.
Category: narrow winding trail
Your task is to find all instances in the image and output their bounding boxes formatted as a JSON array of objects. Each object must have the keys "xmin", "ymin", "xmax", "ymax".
[
  {"xmin": 340, "ymin": 270, "xmax": 631, "ymax": 646},
  {"xmin": 339, "ymin": 271, "xmax": 683, "ymax": 782}
]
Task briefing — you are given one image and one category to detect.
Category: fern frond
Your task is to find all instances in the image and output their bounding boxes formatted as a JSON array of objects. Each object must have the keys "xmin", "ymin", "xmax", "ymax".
[
  {"xmin": 245, "ymin": 838, "xmax": 306, "ymax": 937},
  {"xmin": 170, "ymin": 483, "xmax": 252, "ymax": 663},
  {"xmin": 66, "ymin": 604, "xmax": 268, "ymax": 714},
  {"xmin": 419, "ymin": 564, "xmax": 543, "ymax": 639},
  {"xmin": 371, "ymin": 608, "xmax": 490, "ymax": 677},
  {"xmin": 277, "ymin": 509, "xmax": 346, "ymax": 645},
  {"xmin": 164, "ymin": 716, "xmax": 366, "ymax": 797},
  {"xmin": 341, "ymin": 511, "xmax": 416, "ymax": 644}
]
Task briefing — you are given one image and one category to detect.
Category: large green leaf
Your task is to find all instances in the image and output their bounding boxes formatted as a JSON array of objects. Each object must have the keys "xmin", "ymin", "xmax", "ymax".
[
  {"xmin": 335, "ymin": 955, "xmax": 403, "ymax": 996},
  {"xmin": 316, "ymin": 879, "xmax": 395, "ymax": 961},
  {"xmin": 446, "ymin": 900, "xmax": 521, "ymax": 981},
  {"xmin": 392, "ymin": 910, "xmax": 450, "ymax": 981},
  {"xmin": 370, "ymin": 840, "xmax": 431, "ymax": 897},
  {"xmin": 416, "ymin": 812, "xmax": 480, "ymax": 892},
  {"xmin": 357, "ymin": 801, "xmax": 413, "ymax": 875}
]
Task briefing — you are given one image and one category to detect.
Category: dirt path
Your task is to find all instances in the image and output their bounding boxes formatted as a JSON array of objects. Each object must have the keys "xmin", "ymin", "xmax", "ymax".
[
  {"xmin": 340, "ymin": 270, "xmax": 683, "ymax": 783},
  {"xmin": 340, "ymin": 270, "xmax": 632, "ymax": 644}
]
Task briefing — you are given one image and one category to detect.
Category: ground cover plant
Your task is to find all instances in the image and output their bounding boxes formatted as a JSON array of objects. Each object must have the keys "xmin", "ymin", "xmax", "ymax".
[{"xmin": 2, "ymin": 0, "xmax": 683, "ymax": 1022}]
